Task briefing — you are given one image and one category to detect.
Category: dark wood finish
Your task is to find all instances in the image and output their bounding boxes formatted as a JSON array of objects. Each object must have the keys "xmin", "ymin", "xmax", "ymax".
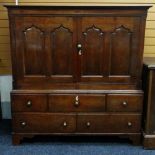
[
  {"xmin": 49, "ymin": 94, "xmax": 105, "ymax": 112},
  {"xmin": 23, "ymin": 26, "xmax": 45, "ymax": 75},
  {"xmin": 6, "ymin": 5, "xmax": 150, "ymax": 88},
  {"xmin": 143, "ymin": 136, "xmax": 155, "ymax": 149},
  {"xmin": 5, "ymin": 5, "xmax": 151, "ymax": 145},
  {"xmin": 14, "ymin": 16, "xmax": 76, "ymax": 83},
  {"xmin": 111, "ymin": 26, "xmax": 131, "ymax": 75},
  {"xmin": 129, "ymin": 134, "xmax": 142, "ymax": 145},
  {"xmin": 11, "ymin": 94, "xmax": 47, "ymax": 112},
  {"xmin": 142, "ymin": 57, "xmax": 155, "ymax": 149},
  {"xmin": 77, "ymin": 113, "xmax": 141, "ymax": 133},
  {"xmin": 13, "ymin": 113, "xmax": 76, "ymax": 133},
  {"xmin": 12, "ymin": 134, "xmax": 35, "ymax": 145},
  {"xmin": 107, "ymin": 94, "xmax": 143, "ymax": 112},
  {"xmin": 78, "ymin": 16, "xmax": 143, "ymax": 83}
]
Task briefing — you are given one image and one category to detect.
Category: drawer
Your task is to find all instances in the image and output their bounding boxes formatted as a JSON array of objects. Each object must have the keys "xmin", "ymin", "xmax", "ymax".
[
  {"xmin": 107, "ymin": 94, "xmax": 143, "ymax": 112},
  {"xmin": 13, "ymin": 113, "xmax": 76, "ymax": 133},
  {"xmin": 77, "ymin": 114, "xmax": 141, "ymax": 133},
  {"xmin": 49, "ymin": 94, "xmax": 105, "ymax": 112},
  {"xmin": 11, "ymin": 94, "xmax": 47, "ymax": 112}
]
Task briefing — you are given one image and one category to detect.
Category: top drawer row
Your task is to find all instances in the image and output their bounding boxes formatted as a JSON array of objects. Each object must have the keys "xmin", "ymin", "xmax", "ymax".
[{"xmin": 11, "ymin": 94, "xmax": 143, "ymax": 113}]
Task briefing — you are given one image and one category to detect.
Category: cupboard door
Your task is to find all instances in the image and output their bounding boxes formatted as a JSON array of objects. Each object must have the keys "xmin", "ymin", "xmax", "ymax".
[
  {"xmin": 79, "ymin": 17, "xmax": 141, "ymax": 83},
  {"xmin": 14, "ymin": 16, "xmax": 77, "ymax": 88}
]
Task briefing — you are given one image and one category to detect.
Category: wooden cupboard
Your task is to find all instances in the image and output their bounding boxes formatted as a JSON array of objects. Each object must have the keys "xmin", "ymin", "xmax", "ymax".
[{"xmin": 5, "ymin": 5, "xmax": 151, "ymax": 145}]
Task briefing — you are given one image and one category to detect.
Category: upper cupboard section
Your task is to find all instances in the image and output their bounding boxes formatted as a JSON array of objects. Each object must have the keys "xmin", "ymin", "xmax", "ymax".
[{"xmin": 14, "ymin": 15, "xmax": 142, "ymax": 84}]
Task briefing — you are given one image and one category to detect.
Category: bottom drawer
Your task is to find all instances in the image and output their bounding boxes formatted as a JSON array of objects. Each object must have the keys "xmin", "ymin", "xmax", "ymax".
[
  {"xmin": 77, "ymin": 114, "xmax": 141, "ymax": 133},
  {"xmin": 13, "ymin": 113, "xmax": 76, "ymax": 133}
]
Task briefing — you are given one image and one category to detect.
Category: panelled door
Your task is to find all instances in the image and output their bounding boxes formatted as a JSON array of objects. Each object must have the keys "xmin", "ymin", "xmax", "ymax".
[
  {"xmin": 79, "ymin": 17, "xmax": 141, "ymax": 83},
  {"xmin": 14, "ymin": 16, "xmax": 77, "ymax": 86},
  {"xmin": 14, "ymin": 15, "xmax": 141, "ymax": 87}
]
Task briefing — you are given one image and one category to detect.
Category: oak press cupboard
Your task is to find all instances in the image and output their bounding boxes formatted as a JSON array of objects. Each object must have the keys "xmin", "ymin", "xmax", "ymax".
[{"xmin": 5, "ymin": 5, "xmax": 151, "ymax": 145}]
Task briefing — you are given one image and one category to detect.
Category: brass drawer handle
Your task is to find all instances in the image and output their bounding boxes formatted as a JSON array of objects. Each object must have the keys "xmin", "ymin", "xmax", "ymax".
[
  {"xmin": 20, "ymin": 122, "xmax": 26, "ymax": 127},
  {"xmin": 63, "ymin": 121, "xmax": 67, "ymax": 127},
  {"xmin": 122, "ymin": 101, "xmax": 127, "ymax": 107},
  {"xmin": 26, "ymin": 101, "xmax": 32, "ymax": 107},
  {"xmin": 128, "ymin": 122, "xmax": 132, "ymax": 127},
  {"xmin": 86, "ymin": 122, "xmax": 91, "ymax": 127}
]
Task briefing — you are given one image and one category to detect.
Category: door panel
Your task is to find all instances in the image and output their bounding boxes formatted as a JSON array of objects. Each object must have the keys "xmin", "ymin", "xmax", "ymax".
[
  {"xmin": 79, "ymin": 17, "xmax": 140, "ymax": 83},
  {"xmin": 15, "ymin": 16, "xmax": 76, "ymax": 87},
  {"xmin": 23, "ymin": 26, "xmax": 45, "ymax": 75},
  {"xmin": 110, "ymin": 26, "xmax": 131, "ymax": 75},
  {"xmin": 81, "ymin": 26, "xmax": 105, "ymax": 76},
  {"xmin": 51, "ymin": 26, "xmax": 73, "ymax": 76},
  {"xmin": 14, "ymin": 16, "xmax": 141, "ymax": 86}
]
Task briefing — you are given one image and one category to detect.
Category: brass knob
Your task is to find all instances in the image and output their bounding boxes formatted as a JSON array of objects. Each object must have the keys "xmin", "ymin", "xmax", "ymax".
[
  {"xmin": 122, "ymin": 101, "xmax": 127, "ymax": 107},
  {"xmin": 63, "ymin": 122, "xmax": 67, "ymax": 127},
  {"xmin": 86, "ymin": 122, "xmax": 91, "ymax": 127},
  {"xmin": 20, "ymin": 122, "xmax": 26, "ymax": 127},
  {"xmin": 26, "ymin": 101, "xmax": 32, "ymax": 107},
  {"xmin": 128, "ymin": 122, "xmax": 132, "ymax": 127}
]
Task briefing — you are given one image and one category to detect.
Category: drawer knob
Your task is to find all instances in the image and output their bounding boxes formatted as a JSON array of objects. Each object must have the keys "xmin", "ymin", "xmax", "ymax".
[
  {"xmin": 63, "ymin": 122, "xmax": 67, "ymax": 127},
  {"xmin": 20, "ymin": 122, "xmax": 26, "ymax": 127},
  {"xmin": 86, "ymin": 122, "xmax": 91, "ymax": 127},
  {"xmin": 122, "ymin": 101, "xmax": 127, "ymax": 107},
  {"xmin": 26, "ymin": 101, "xmax": 32, "ymax": 107},
  {"xmin": 128, "ymin": 122, "xmax": 132, "ymax": 127}
]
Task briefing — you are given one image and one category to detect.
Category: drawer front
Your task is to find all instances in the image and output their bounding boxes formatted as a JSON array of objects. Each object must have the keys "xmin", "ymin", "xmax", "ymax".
[
  {"xmin": 107, "ymin": 94, "xmax": 143, "ymax": 112},
  {"xmin": 77, "ymin": 114, "xmax": 141, "ymax": 133},
  {"xmin": 13, "ymin": 113, "xmax": 76, "ymax": 133},
  {"xmin": 49, "ymin": 94, "xmax": 105, "ymax": 112},
  {"xmin": 11, "ymin": 94, "xmax": 47, "ymax": 112}
]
